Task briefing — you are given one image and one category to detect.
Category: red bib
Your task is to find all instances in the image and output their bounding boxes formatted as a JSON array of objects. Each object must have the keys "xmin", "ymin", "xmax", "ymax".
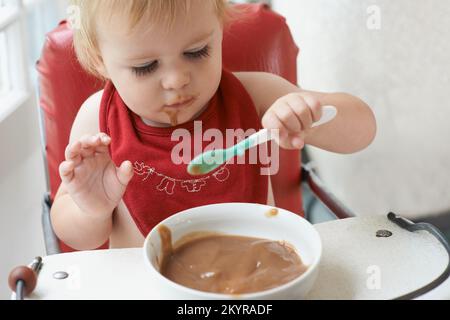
[{"xmin": 99, "ymin": 69, "xmax": 269, "ymax": 236}]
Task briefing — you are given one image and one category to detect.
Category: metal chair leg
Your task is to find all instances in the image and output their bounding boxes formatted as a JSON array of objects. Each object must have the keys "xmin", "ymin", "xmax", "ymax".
[
  {"xmin": 301, "ymin": 162, "xmax": 355, "ymax": 220},
  {"xmin": 41, "ymin": 193, "xmax": 61, "ymax": 255}
]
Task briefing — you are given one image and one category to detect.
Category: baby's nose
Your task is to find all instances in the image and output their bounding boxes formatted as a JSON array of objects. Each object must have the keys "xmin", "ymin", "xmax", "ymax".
[{"xmin": 161, "ymin": 71, "xmax": 190, "ymax": 90}]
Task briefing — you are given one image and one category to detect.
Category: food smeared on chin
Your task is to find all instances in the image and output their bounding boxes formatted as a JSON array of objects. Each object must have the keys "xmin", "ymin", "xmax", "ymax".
[
  {"xmin": 157, "ymin": 226, "xmax": 307, "ymax": 294},
  {"xmin": 164, "ymin": 108, "xmax": 180, "ymax": 126}
]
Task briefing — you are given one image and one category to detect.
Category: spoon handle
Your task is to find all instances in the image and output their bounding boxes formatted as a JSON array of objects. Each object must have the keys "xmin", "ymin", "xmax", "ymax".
[
  {"xmin": 311, "ymin": 105, "xmax": 338, "ymax": 128},
  {"xmin": 248, "ymin": 105, "xmax": 338, "ymax": 147}
]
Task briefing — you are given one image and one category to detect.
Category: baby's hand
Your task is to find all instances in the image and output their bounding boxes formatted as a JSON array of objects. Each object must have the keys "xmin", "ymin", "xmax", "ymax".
[
  {"xmin": 59, "ymin": 133, "xmax": 134, "ymax": 219},
  {"xmin": 262, "ymin": 92, "xmax": 322, "ymax": 149}
]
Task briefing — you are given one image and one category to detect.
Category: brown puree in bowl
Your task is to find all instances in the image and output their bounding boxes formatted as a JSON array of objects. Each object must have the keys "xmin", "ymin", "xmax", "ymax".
[{"xmin": 157, "ymin": 226, "xmax": 308, "ymax": 294}]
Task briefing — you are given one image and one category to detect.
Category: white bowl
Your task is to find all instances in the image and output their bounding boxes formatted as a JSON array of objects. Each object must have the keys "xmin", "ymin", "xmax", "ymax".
[{"xmin": 143, "ymin": 202, "xmax": 322, "ymax": 299}]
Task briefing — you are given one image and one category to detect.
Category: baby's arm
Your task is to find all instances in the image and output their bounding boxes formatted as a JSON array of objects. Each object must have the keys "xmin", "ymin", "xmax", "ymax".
[
  {"xmin": 235, "ymin": 72, "xmax": 377, "ymax": 153},
  {"xmin": 50, "ymin": 91, "xmax": 134, "ymax": 250}
]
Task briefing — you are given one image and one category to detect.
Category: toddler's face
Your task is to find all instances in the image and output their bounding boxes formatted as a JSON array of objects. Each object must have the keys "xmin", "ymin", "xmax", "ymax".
[{"xmin": 96, "ymin": 1, "xmax": 223, "ymax": 126}]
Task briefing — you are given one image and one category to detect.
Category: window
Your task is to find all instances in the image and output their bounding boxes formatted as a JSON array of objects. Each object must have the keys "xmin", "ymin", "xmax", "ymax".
[
  {"xmin": 0, "ymin": 31, "xmax": 9, "ymax": 97},
  {"xmin": 0, "ymin": 0, "xmax": 67, "ymax": 122},
  {"xmin": 0, "ymin": 0, "xmax": 28, "ymax": 122},
  {"xmin": 24, "ymin": 0, "xmax": 68, "ymax": 84}
]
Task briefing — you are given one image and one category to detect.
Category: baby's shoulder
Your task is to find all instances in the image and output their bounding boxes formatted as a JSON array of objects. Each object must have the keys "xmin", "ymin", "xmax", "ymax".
[{"xmin": 69, "ymin": 90, "xmax": 104, "ymax": 143}]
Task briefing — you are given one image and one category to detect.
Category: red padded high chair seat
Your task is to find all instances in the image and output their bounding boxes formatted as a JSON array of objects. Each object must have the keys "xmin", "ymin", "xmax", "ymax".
[{"xmin": 37, "ymin": 3, "xmax": 302, "ymax": 252}]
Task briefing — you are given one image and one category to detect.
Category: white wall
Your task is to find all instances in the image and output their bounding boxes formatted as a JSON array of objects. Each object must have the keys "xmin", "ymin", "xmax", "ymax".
[
  {"xmin": 272, "ymin": 0, "xmax": 450, "ymax": 219},
  {"xmin": 0, "ymin": 93, "xmax": 46, "ymax": 299}
]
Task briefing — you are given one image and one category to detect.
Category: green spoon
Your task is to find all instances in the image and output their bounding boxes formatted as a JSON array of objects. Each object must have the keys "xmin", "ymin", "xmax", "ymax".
[{"xmin": 187, "ymin": 105, "xmax": 337, "ymax": 176}]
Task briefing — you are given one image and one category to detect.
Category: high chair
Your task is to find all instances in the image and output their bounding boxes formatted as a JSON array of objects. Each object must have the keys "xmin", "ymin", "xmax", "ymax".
[{"xmin": 37, "ymin": 3, "xmax": 354, "ymax": 255}]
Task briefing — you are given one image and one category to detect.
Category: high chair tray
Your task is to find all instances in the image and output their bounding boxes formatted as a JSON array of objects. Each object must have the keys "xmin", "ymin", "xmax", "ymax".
[{"xmin": 18, "ymin": 215, "xmax": 450, "ymax": 300}]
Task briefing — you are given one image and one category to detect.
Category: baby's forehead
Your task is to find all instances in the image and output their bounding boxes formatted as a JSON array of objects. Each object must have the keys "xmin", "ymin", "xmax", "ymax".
[
  {"xmin": 95, "ymin": 4, "xmax": 221, "ymax": 61},
  {"xmin": 97, "ymin": 15, "xmax": 217, "ymax": 46},
  {"xmin": 95, "ymin": 14, "xmax": 171, "ymax": 41}
]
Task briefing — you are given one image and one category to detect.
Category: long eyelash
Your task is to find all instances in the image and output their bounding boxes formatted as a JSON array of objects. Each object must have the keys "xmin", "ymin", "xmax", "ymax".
[
  {"xmin": 131, "ymin": 46, "xmax": 210, "ymax": 77},
  {"xmin": 132, "ymin": 61, "xmax": 158, "ymax": 77},
  {"xmin": 184, "ymin": 45, "xmax": 211, "ymax": 60}
]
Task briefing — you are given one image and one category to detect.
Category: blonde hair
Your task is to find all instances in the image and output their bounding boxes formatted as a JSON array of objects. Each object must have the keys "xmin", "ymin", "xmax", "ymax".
[{"xmin": 71, "ymin": 0, "xmax": 232, "ymax": 80}]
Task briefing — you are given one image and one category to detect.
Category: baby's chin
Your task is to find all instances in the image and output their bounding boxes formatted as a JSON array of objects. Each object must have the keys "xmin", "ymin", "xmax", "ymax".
[
  {"xmin": 162, "ymin": 104, "xmax": 209, "ymax": 127},
  {"xmin": 154, "ymin": 109, "xmax": 195, "ymax": 127}
]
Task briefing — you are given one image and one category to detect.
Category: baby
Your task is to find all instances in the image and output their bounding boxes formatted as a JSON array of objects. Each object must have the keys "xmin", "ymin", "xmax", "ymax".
[{"xmin": 51, "ymin": 0, "xmax": 376, "ymax": 250}]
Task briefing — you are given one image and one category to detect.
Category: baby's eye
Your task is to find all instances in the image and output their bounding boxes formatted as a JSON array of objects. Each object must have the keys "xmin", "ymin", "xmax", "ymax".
[
  {"xmin": 131, "ymin": 61, "xmax": 159, "ymax": 77},
  {"xmin": 184, "ymin": 45, "xmax": 211, "ymax": 60}
]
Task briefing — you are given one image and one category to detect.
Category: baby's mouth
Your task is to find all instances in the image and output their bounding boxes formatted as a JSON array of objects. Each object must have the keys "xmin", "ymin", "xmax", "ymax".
[{"xmin": 164, "ymin": 96, "xmax": 197, "ymax": 109}]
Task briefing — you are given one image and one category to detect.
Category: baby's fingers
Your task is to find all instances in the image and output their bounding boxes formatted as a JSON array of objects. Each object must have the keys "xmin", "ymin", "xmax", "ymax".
[
  {"xmin": 94, "ymin": 133, "xmax": 112, "ymax": 154},
  {"xmin": 290, "ymin": 134, "xmax": 305, "ymax": 149},
  {"xmin": 286, "ymin": 96, "xmax": 313, "ymax": 131},
  {"xmin": 79, "ymin": 134, "xmax": 109, "ymax": 157},
  {"xmin": 65, "ymin": 141, "xmax": 82, "ymax": 165},
  {"xmin": 116, "ymin": 161, "xmax": 134, "ymax": 186},
  {"xmin": 262, "ymin": 111, "xmax": 289, "ymax": 142},
  {"xmin": 59, "ymin": 160, "xmax": 75, "ymax": 183},
  {"xmin": 274, "ymin": 104, "xmax": 302, "ymax": 134},
  {"xmin": 301, "ymin": 94, "xmax": 322, "ymax": 123}
]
